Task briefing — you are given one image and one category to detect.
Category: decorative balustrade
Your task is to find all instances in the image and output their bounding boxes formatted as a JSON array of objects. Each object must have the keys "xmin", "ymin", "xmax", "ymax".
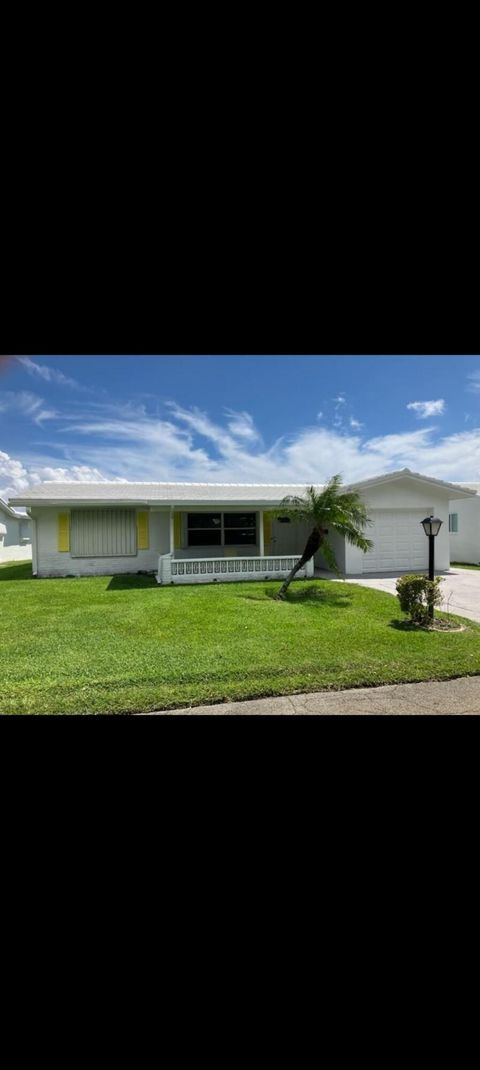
[{"xmin": 157, "ymin": 554, "xmax": 313, "ymax": 585}]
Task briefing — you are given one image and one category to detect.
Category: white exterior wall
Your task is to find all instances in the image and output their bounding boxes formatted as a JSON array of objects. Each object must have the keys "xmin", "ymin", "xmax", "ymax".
[
  {"xmin": 448, "ymin": 496, "xmax": 480, "ymax": 564},
  {"xmin": 315, "ymin": 527, "xmax": 346, "ymax": 572},
  {"xmin": 0, "ymin": 506, "xmax": 32, "ymax": 563},
  {"xmin": 32, "ymin": 507, "xmax": 170, "ymax": 577},
  {"xmin": 345, "ymin": 480, "xmax": 451, "ymax": 574}
]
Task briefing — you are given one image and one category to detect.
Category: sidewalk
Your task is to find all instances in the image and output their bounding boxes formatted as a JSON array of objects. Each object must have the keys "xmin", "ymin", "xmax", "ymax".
[{"xmin": 142, "ymin": 675, "xmax": 480, "ymax": 715}]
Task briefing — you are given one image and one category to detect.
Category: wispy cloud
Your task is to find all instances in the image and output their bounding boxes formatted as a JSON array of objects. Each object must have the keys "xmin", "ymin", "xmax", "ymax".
[
  {"xmin": 17, "ymin": 357, "xmax": 85, "ymax": 390},
  {"xmin": 224, "ymin": 409, "xmax": 261, "ymax": 443},
  {"xmin": 0, "ymin": 390, "xmax": 59, "ymax": 426},
  {"xmin": 407, "ymin": 399, "xmax": 446, "ymax": 419},
  {"xmin": 5, "ymin": 390, "xmax": 480, "ymax": 502},
  {"xmin": 466, "ymin": 370, "xmax": 480, "ymax": 393},
  {"xmin": 4, "ymin": 397, "xmax": 480, "ymax": 498},
  {"xmin": 330, "ymin": 392, "xmax": 364, "ymax": 432}
]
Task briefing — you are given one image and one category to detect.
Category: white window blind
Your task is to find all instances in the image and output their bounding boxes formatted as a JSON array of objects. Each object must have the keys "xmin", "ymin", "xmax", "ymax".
[{"xmin": 71, "ymin": 509, "xmax": 136, "ymax": 557}]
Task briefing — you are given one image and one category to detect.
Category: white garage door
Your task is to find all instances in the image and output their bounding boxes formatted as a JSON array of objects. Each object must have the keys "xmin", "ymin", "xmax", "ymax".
[{"xmin": 362, "ymin": 510, "xmax": 429, "ymax": 573}]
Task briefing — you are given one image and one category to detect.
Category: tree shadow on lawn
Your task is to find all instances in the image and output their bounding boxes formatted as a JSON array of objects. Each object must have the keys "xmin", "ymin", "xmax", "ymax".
[
  {"xmin": 389, "ymin": 618, "xmax": 467, "ymax": 633},
  {"xmin": 107, "ymin": 573, "xmax": 159, "ymax": 591},
  {"xmin": 0, "ymin": 562, "xmax": 32, "ymax": 581},
  {"xmin": 241, "ymin": 584, "xmax": 352, "ymax": 608}
]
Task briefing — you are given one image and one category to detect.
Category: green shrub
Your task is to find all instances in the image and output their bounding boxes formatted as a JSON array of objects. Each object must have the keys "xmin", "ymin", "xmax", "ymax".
[{"xmin": 396, "ymin": 574, "xmax": 444, "ymax": 625}]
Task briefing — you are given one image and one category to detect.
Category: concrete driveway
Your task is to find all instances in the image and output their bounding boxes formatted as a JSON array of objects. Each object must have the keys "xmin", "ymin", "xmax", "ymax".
[{"xmin": 325, "ymin": 567, "xmax": 480, "ymax": 624}]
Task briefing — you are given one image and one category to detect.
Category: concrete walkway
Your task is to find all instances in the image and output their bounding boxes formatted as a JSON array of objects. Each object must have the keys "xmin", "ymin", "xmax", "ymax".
[
  {"xmin": 320, "ymin": 566, "xmax": 480, "ymax": 624},
  {"xmin": 143, "ymin": 676, "xmax": 480, "ymax": 714}
]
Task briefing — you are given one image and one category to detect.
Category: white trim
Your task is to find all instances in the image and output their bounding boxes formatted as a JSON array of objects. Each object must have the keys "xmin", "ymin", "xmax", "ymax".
[
  {"xmin": 31, "ymin": 517, "xmax": 38, "ymax": 575},
  {"xmin": 0, "ymin": 496, "xmax": 29, "ymax": 518},
  {"xmin": 169, "ymin": 509, "xmax": 175, "ymax": 554}
]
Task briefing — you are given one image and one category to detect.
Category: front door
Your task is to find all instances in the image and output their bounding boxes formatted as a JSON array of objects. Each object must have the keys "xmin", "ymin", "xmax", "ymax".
[{"xmin": 271, "ymin": 518, "xmax": 306, "ymax": 555}]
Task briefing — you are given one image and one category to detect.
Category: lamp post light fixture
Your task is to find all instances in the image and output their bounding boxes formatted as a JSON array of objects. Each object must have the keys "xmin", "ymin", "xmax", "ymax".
[{"xmin": 421, "ymin": 515, "xmax": 443, "ymax": 620}]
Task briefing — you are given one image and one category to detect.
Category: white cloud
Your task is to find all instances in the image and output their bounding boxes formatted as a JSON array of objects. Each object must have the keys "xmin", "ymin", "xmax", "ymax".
[
  {"xmin": 0, "ymin": 390, "xmax": 58, "ymax": 426},
  {"xmin": 0, "ymin": 451, "xmax": 33, "ymax": 500},
  {"xmin": 33, "ymin": 409, "xmax": 58, "ymax": 426},
  {"xmin": 317, "ymin": 411, "xmax": 323, "ymax": 420},
  {"xmin": 349, "ymin": 417, "xmax": 363, "ymax": 430},
  {"xmin": 5, "ymin": 397, "xmax": 480, "ymax": 500},
  {"xmin": 466, "ymin": 370, "xmax": 480, "ymax": 393},
  {"xmin": 0, "ymin": 449, "xmax": 123, "ymax": 501},
  {"xmin": 407, "ymin": 399, "xmax": 446, "ymax": 418},
  {"xmin": 224, "ymin": 409, "xmax": 261, "ymax": 443},
  {"xmin": 17, "ymin": 357, "xmax": 83, "ymax": 390}
]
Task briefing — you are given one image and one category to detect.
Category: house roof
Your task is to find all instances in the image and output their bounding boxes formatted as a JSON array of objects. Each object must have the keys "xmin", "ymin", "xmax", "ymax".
[
  {"xmin": 345, "ymin": 469, "xmax": 478, "ymax": 499},
  {"xmin": 9, "ymin": 469, "xmax": 478, "ymax": 507},
  {"xmin": 0, "ymin": 496, "xmax": 30, "ymax": 519},
  {"xmin": 10, "ymin": 482, "xmax": 319, "ymax": 507},
  {"xmin": 452, "ymin": 482, "xmax": 480, "ymax": 494}
]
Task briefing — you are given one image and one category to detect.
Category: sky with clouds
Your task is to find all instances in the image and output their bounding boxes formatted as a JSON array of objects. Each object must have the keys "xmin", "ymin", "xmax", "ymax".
[{"xmin": 1, "ymin": 355, "xmax": 480, "ymax": 499}]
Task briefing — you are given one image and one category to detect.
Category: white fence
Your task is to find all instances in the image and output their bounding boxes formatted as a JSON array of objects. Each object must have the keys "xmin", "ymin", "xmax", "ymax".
[{"xmin": 157, "ymin": 553, "xmax": 314, "ymax": 585}]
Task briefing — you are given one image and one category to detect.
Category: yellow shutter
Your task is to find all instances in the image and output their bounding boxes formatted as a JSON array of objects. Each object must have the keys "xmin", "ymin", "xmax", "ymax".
[
  {"xmin": 58, "ymin": 512, "xmax": 70, "ymax": 552},
  {"xmin": 137, "ymin": 511, "xmax": 149, "ymax": 550},
  {"xmin": 263, "ymin": 511, "xmax": 273, "ymax": 550},
  {"xmin": 174, "ymin": 513, "xmax": 182, "ymax": 550}
]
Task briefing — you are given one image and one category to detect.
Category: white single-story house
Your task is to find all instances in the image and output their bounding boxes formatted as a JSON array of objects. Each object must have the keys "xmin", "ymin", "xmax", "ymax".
[
  {"xmin": 447, "ymin": 483, "xmax": 480, "ymax": 564},
  {"xmin": 0, "ymin": 497, "xmax": 32, "ymax": 564},
  {"xmin": 9, "ymin": 468, "xmax": 476, "ymax": 582}
]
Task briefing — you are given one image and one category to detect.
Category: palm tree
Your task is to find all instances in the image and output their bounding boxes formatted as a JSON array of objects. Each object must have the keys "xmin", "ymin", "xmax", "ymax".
[{"xmin": 274, "ymin": 475, "xmax": 373, "ymax": 599}]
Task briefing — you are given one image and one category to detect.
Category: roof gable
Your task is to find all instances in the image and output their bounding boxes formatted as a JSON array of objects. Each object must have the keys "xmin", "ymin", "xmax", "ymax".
[{"xmin": 348, "ymin": 468, "xmax": 477, "ymax": 498}]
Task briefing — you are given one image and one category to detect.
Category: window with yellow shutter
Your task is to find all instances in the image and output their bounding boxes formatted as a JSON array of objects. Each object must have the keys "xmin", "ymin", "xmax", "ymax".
[
  {"xmin": 58, "ymin": 512, "xmax": 70, "ymax": 552},
  {"xmin": 137, "ymin": 511, "xmax": 150, "ymax": 550},
  {"xmin": 70, "ymin": 509, "xmax": 136, "ymax": 557}
]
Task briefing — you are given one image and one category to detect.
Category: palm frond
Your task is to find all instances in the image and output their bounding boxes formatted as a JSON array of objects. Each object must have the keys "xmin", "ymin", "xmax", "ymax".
[{"xmin": 275, "ymin": 474, "xmax": 373, "ymax": 559}]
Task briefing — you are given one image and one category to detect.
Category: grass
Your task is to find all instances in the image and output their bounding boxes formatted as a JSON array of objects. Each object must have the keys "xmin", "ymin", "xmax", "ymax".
[
  {"xmin": 1, "ymin": 560, "xmax": 480, "ymax": 715},
  {"xmin": 451, "ymin": 562, "xmax": 480, "ymax": 570}
]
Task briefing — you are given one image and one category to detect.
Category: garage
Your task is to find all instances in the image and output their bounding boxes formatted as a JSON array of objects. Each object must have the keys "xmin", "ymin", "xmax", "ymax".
[{"xmin": 362, "ymin": 510, "xmax": 430, "ymax": 574}]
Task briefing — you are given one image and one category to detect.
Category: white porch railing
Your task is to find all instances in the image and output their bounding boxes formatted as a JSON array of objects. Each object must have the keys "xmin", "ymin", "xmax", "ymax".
[{"xmin": 157, "ymin": 553, "xmax": 314, "ymax": 585}]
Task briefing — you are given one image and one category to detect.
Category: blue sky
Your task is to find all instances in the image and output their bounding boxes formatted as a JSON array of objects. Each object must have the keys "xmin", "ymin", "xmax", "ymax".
[{"xmin": 1, "ymin": 355, "xmax": 480, "ymax": 498}]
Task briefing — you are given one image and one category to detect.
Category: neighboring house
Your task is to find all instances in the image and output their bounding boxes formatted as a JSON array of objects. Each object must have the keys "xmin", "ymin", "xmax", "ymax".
[
  {"xmin": 0, "ymin": 498, "xmax": 32, "ymax": 563},
  {"xmin": 447, "ymin": 483, "xmax": 480, "ymax": 564},
  {"xmin": 10, "ymin": 469, "xmax": 475, "ymax": 582}
]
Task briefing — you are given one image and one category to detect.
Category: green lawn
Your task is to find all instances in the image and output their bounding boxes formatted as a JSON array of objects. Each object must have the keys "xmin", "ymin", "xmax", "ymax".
[
  {"xmin": 1, "ymin": 560, "xmax": 480, "ymax": 715},
  {"xmin": 451, "ymin": 562, "xmax": 480, "ymax": 570}
]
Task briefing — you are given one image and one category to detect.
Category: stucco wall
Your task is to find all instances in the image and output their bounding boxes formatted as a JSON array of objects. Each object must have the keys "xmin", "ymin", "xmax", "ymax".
[
  {"xmin": 345, "ymin": 481, "xmax": 451, "ymax": 574},
  {"xmin": 448, "ymin": 497, "xmax": 480, "ymax": 564},
  {"xmin": 32, "ymin": 507, "xmax": 170, "ymax": 577}
]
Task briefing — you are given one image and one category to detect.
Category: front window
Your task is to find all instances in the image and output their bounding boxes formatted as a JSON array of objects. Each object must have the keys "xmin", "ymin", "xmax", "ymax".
[
  {"xmin": 187, "ymin": 512, "xmax": 257, "ymax": 548},
  {"xmin": 449, "ymin": 513, "xmax": 459, "ymax": 533},
  {"xmin": 71, "ymin": 508, "xmax": 136, "ymax": 556}
]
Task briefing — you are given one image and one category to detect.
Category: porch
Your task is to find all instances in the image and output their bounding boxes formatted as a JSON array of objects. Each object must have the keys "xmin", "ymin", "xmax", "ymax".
[
  {"xmin": 157, "ymin": 552, "xmax": 314, "ymax": 585},
  {"xmin": 155, "ymin": 506, "xmax": 314, "ymax": 584}
]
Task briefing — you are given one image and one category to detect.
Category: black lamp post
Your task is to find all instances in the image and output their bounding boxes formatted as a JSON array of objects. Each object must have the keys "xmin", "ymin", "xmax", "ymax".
[{"xmin": 421, "ymin": 515, "xmax": 443, "ymax": 619}]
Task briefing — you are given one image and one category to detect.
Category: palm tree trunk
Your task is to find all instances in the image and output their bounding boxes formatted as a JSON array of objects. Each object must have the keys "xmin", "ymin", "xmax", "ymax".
[
  {"xmin": 276, "ymin": 557, "xmax": 307, "ymax": 598},
  {"xmin": 276, "ymin": 528, "xmax": 321, "ymax": 599}
]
